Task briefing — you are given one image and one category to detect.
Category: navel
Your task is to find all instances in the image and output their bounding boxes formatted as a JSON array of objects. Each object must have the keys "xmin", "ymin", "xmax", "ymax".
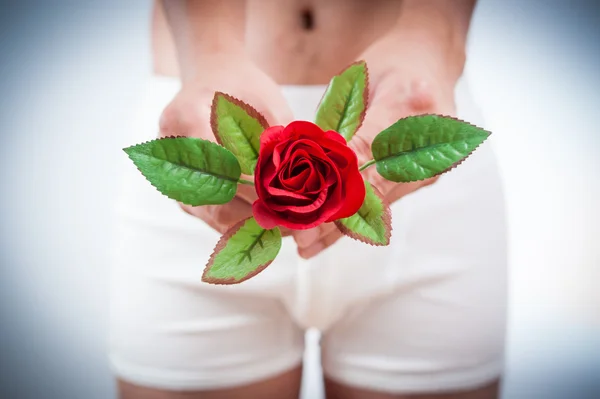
[{"xmin": 300, "ymin": 7, "xmax": 315, "ymax": 31}]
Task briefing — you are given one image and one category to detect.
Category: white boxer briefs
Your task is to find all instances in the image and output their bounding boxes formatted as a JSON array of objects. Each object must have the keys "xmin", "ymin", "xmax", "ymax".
[{"xmin": 108, "ymin": 74, "xmax": 507, "ymax": 394}]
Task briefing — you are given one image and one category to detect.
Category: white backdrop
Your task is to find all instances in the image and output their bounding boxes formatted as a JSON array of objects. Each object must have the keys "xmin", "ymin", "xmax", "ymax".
[{"xmin": 0, "ymin": 1, "xmax": 598, "ymax": 398}]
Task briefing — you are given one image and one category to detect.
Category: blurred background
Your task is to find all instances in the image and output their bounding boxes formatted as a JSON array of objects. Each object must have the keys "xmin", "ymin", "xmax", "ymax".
[{"xmin": 0, "ymin": 0, "xmax": 598, "ymax": 398}]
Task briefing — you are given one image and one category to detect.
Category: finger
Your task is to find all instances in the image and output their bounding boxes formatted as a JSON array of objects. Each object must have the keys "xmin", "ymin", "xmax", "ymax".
[
  {"xmin": 361, "ymin": 162, "xmax": 398, "ymax": 197},
  {"xmin": 293, "ymin": 222, "xmax": 338, "ymax": 249},
  {"xmin": 263, "ymin": 101, "xmax": 294, "ymax": 127},
  {"xmin": 250, "ymin": 92, "xmax": 294, "ymax": 127},
  {"xmin": 384, "ymin": 176, "xmax": 439, "ymax": 204},
  {"xmin": 180, "ymin": 204, "xmax": 221, "ymax": 232},
  {"xmin": 159, "ymin": 99, "xmax": 213, "ymax": 140},
  {"xmin": 383, "ymin": 181, "xmax": 422, "ymax": 204},
  {"xmin": 298, "ymin": 229, "xmax": 344, "ymax": 259},
  {"xmin": 279, "ymin": 227, "xmax": 294, "ymax": 237},
  {"xmin": 235, "ymin": 182, "xmax": 258, "ymax": 204},
  {"xmin": 180, "ymin": 197, "xmax": 253, "ymax": 234},
  {"xmin": 211, "ymin": 198, "xmax": 254, "ymax": 229},
  {"xmin": 349, "ymin": 106, "xmax": 395, "ymax": 164}
]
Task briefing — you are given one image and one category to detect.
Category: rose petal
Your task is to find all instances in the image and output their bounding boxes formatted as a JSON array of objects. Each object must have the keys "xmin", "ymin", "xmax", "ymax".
[
  {"xmin": 317, "ymin": 167, "xmax": 344, "ymax": 221},
  {"xmin": 252, "ymin": 199, "xmax": 280, "ymax": 229},
  {"xmin": 299, "ymin": 142, "xmax": 331, "ymax": 163},
  {"xmin": 303, "ymin": 166, "xmax": 322, "ymax": 192},
  {"xmin": 303, "ymin": 171, "xmax": 325, "ymax": 195},
  {"xmin": 283, "ymin": 146, "xmax": 327, "ymax": 192},
  {"xmin": 324, "ymin": 130, "xmax": 348, "ymax": 145},
  {"xmin": 327, "ymin": 163, "xmax": 365, "ymax": 221},
  {"xmin": 275, "ymin": 209, "xmax": 329, "ymax": 230},
  {"xmin": 287, "ymin": 148, "xmax": 312, "ymax": 170},
  {"xmin": 282, "ymin": 165, "xmax": 344, "ymax": 229},
  {"xmin": 254, "ymin": 157, "xmax": 270, "ymax": 199},
  {"xmin": 322, "ymin": 134, "xmax": 356, "ymax": 168},
  {"xmin": 289, "ymin": 159, "xmax": 311, "ymax": 177},
  {"xmin": 259, "ymin": 125, "xmax": 286, "ymax": 151},
  {"xmin": 281, "ymin": 197, "xmax": 340, "ymax": 229},
  {"xmin": 266, "ymin": 186, "xmax": 312, "ymax": 200},
  {"xmin": 326, "ymin": 149, "xmax": 350, "ymax": 169},
  {"xmin": 269, "ymin": 195, "xmax": 313, "ymax": 207},
  {"xmin": 256, "ymin": 127, "xmax": 285, "ymax": 198},
  {"xmin": 311, "ymin": 157, "xmax": 337, "ymax": 188},
  {"xmin": 272, "ymin": 140, "xmax": 292, "ymax": 168},
  {"xmin": 259, "ymin": 159, "xmax": 279, "ymax": 192},
  {"xmin": 268, "ymin": 188, "xmax": 328, "ymax": 214},
  {"xmin": 281, "ymin": 140, "xmax": 322, "ymax": 163},
  {"xmin": 280, "ymin": 163, "xmax": 311, "ymax": 191},
  {"xmin": 254, "ymin": 201, "xmax": 329, "ymax": 230},
  {"xmin": 314, "ymin": 158, "xmax": 331, "ymax": 176},
  {"xmin": 285, "ymin": 121, "xmax": 326, "ymax": 141}
]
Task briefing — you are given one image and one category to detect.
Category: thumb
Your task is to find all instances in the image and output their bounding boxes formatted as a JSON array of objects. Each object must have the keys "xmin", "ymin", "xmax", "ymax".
[
  {"xmin": 349, "ymin": 99, "xmax": 400, "ymax": 162},
  {"xmin": 349, "ymin": 105, "xmax": 399, "ymax": 196},
  {"xmin": 250, "ymin": 90, "xmax": 294, "ymax": 128},
  {"xmin": 293, "ymin": 223, "xmax": 338, "ymax": 249}
]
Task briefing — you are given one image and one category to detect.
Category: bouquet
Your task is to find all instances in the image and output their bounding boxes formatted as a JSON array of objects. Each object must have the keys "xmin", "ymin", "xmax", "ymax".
[{"xmin": 124, "ymin": 61, "xmax": 489, "ymax": 284}]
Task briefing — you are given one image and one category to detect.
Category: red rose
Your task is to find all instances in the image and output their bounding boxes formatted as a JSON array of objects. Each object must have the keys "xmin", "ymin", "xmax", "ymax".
[{"xmin": 252, "ymin": 121, "xmax": 365, "ymax": 230}]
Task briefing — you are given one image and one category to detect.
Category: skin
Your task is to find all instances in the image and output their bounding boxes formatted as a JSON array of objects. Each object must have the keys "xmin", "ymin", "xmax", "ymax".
[
  {"xmin": 118, "ymin": 366, "xmax": 302, "ymax": 399},
  {"xmin": 295, "ymin": 1, "xmax": 468, "ymax": 257},
  {"xmin": 120, "ymin": 1, "xmax": 500, "ymax": 398}
]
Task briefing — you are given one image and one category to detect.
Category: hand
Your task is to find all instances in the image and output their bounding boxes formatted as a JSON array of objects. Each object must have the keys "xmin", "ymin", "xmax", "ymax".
[
  {"xmin": 294, "ymin": 27, "xmax": 464, "ymax": 258},
  {"xmin": 159, "ymin": 53, "xmax": 294, "ymax": 233}
]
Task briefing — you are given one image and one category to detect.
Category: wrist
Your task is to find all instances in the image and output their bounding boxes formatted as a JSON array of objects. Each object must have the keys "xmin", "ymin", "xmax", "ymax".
[
  {"xmin": 179, "ymin": 51, "xmax": 251, "ymax": 86},
  {"xmin": 391, "ymin": 25, "xmax": 465, "ymax": 82},
  {"xmin": 393, "ymin": 1, "xmax": 472, "ymax": 80},
  {"xmin": 162, "ymin": 0, "xmax": 247, "ymax": 82},
  {"xmin": 183, "ymin": 39, "xmax": 246, "ymax": 74}
]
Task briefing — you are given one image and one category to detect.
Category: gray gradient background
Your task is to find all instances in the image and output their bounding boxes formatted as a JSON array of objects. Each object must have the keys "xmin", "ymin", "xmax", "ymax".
[{"xmin": 0, "ymin": 0, "xmax": 598, "ymax": 398}]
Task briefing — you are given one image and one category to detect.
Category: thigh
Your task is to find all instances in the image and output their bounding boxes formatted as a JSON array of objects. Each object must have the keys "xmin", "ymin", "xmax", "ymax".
[
  {"xmin": 118, "ymin": 365, "xmax": 302, "ymax": 399},
  {"xmin": 320, "ymin": 141, "xmax": 508, "ymax": 396},
  {"xmin": 324, "ymin": 378, "xmax": 500, "ymax": 399}
]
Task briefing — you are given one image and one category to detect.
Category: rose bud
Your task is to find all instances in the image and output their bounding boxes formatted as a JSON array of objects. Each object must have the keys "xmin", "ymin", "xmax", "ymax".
[{"xmin": 252, "ymin": 121, "xmax": 365, "ymax": 230}]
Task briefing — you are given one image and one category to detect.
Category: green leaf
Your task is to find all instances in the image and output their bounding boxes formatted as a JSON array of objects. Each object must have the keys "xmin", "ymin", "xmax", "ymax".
[
  {"xmin": 372, "ymin": 115, "xmax": 490, "ymax": 182},
  {"xmin": 315, "ymin": 60, "xmax": 368, "ymax": 141},
  {"xmin": 211, "ymin": 92, "xmax": 269, "ymax": 175},
  {"xmin": 124, "ymin": 137, "xmax": 241, "ymax": 206},
  {"xmin": 202, "ymin": 217, "xmax": 282, "ymax": 284},
  {"xmin": 335, "ymin": 181, "xmax": 391, "ymax": 246}
]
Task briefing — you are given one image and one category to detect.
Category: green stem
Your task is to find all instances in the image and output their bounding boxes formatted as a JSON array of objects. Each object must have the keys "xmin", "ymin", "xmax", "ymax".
[
  {"xmin": 238, "ymin": 178, "xmax": 255, "ymax": 186},
  {"xmin": 359, "ymin": 159, "xmax": 376, "ymax": 172}
]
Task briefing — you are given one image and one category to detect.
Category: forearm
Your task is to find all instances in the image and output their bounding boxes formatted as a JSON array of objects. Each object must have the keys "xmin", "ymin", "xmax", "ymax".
[
  {"xmin": 160, "ymin": 0, "xmax": 246, "ymax": 81},
  {"xmin": 395, "ymin": 0, "xmax": 476, "ymax": 78}
]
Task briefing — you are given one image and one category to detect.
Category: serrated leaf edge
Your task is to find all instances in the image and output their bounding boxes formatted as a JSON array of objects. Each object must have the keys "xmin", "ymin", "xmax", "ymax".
[
  {"xmin": 122, "ymin": 136, "xmax": 240, "ymax": 206},
  {"xmin": 202, "ymin": 217, "xmax": 278, "ymax": 285},
  {"xmin": 372, "ymin": 114, "xmax": 491, "ymax": 183},
  {"xmin": 315, "ymin": 60, "xmax": 369, "ymax": 140},
  {"xmin": 334, "ymin": 184, "xmax": 392, "ymax": 246},
  {"xmin": 210, "ymin": 92, "xmax": 270, "ymax": 148}
]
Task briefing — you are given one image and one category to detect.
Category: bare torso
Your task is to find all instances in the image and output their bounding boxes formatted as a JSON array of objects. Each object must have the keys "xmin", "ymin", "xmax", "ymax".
[{"xmin": 152, "ymin": 0, "xmax": 403, "ymax": 84}]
